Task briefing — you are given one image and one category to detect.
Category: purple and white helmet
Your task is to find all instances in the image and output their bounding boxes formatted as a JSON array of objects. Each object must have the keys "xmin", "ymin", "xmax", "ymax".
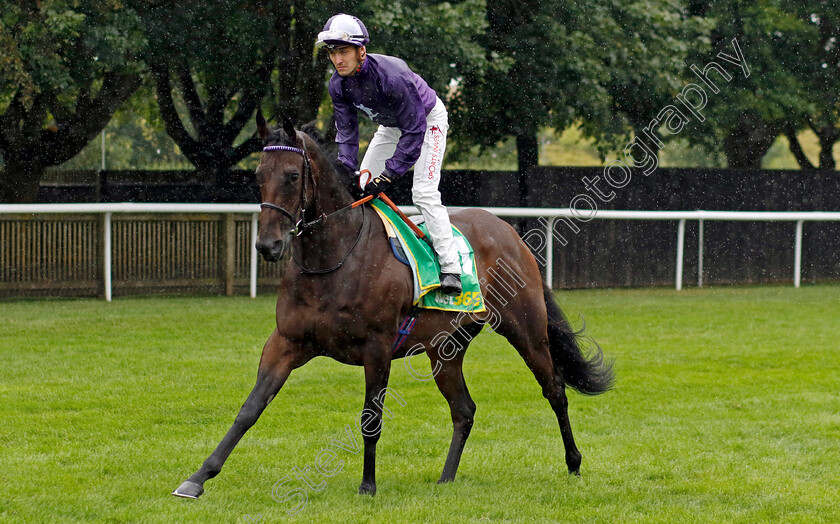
[{"xmin": 316, "ymin": 14, "xmax": 369, "ymax": 49}]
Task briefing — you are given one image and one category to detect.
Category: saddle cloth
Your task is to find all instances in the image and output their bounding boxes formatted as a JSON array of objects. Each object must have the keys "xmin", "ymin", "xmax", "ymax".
[{"xmin": 370, "ymin": 199, "xmax": 485, "ymax": 313}]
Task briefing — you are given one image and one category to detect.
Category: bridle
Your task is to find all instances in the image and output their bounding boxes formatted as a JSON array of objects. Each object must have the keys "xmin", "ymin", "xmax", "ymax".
[
  {"xmin": 259, "ymin": 143, "xmax": 314, "ymax": 236},
  {"xmin": 259, "ymin": 139, "xmax": 367, "ymax": 274}
]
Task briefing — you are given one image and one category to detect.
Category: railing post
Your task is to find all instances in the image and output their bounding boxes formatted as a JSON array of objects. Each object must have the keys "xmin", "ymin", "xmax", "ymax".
[
  {"xmin": 794, "ymin": 220, "xmax": 804, "ymax": 288},
  {"xmin": 675, "ymin": 219, "xmax": 686, "ymax": 291},
  {"xmin": 698, "ymin": 219, "xmax": 704, "ymax": 288},
  {"xmin": 544, "ymin": 217, "xmax": 555, "ymax": 289},
  {"xmin": 222, "ymin": 213, "xmax": 235, "ymax": 296},
  {"xmin": 250, "ymin": 212, "xmax": 259, "ymax": 298},
  {"xmin": 104, "ymin": 212, "xmax": 112, "ymax": 302}
]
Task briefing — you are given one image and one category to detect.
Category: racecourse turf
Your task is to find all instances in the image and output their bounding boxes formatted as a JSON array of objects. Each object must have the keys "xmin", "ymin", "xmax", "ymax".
[{"xmin": 1, "ymin": 285, "xmax": 838, "ymax": 523}]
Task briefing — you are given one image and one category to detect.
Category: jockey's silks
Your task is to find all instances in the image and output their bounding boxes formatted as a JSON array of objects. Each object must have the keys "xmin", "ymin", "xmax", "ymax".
[{"xmin": 329, "ymin": 54, "xmax": 438, "ymax": 177}]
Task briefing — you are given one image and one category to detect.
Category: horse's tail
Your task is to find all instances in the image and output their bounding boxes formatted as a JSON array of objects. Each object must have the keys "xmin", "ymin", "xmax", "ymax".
[{"xmin": 543, "ymin": 284, "xmax": 614, "ymax": 395}]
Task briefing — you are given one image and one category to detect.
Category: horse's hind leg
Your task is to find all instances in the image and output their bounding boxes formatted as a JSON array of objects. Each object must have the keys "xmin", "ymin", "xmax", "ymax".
[
  {"xmin": 173, "ymin": 330, "xmax": 304, "ymax": 498},
  {"xmin": 501, "ymin": 324, "xmax": 583, "ymax": 475},
  {"xmin": 431, "ymin": 323, "xmax": 482, "ymax": 483}
]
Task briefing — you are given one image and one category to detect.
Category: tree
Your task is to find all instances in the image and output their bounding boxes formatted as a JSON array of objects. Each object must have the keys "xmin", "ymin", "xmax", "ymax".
[
  {"xmin": 354, "ymin": 0, "xmax": 487, "ymax": 97},
  {"xmin": 780, "ymin": 2, "xmax": 840, "ymax": 171},
  {"xmin": 684, "ymin": 0, "xmax": 810, "ymax": 169},
  {"xmin": 0, "ymin": 1, "xmax": 145, "ymax": 202},
  {"xmin": 136, "ymin": 0, "xmax": 363, "ymax": 189},
  {"xmin": 449, "ymin": 1, "xmax": 709, "ymax": 171},
  {"xmin": 447, "ymin": 0, "xmax": 710, "ymax": 201},
  {"xmin": 577, "ymin": 0, "xmax": 712, "ymax": 155}
]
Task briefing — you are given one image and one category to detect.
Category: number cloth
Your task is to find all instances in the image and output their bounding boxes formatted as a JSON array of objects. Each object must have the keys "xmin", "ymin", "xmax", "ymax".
[{"xmin": 370, "ymin": 199, "xmax": 485, "ymax": 313}]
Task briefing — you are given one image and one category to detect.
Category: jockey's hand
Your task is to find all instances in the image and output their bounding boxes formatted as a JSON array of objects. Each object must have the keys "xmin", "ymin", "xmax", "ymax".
[{"xmin": 364, "ymin": 173, "xmax": 393, "ymax": 196}]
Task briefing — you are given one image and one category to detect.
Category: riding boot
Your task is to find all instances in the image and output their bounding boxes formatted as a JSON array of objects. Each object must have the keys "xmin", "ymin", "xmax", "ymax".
[{"xmin": 439, "ymin": 273, "xmax": 462, "ymax": 296}]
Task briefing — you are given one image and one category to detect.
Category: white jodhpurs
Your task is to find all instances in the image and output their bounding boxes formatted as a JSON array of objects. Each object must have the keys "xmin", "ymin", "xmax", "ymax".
[{"xmin": 359, "ymin": 97, "xmax": 461, "ymax": 275}]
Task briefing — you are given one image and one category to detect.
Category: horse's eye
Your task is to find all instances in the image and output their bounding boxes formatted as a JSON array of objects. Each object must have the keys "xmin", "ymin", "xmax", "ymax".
[{"xmin": 288, "ymin": 172, "xmax": 300, "ymax": 182}]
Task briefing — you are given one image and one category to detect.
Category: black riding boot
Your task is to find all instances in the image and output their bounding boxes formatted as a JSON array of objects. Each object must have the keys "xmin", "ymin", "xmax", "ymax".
[{"xmin": 439, "ymin": 273, "xmax": 462, "ymax": 296}]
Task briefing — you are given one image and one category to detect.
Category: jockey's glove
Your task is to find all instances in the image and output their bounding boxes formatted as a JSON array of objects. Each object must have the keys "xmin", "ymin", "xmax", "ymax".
[{"xmin": 364, "ymin": 171, "xmax": 394, "ymax": 196}]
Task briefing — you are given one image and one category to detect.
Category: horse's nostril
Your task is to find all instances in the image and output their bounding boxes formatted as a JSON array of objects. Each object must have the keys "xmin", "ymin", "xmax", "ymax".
[{"xmin": 256, "ymin": 238, "xmax": 284, "ymax": 262}]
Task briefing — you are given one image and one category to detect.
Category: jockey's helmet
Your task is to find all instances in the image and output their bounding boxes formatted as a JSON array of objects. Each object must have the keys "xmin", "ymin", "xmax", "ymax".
[{"xmin": 316, "ymin": 14, "xmax": 369, "ymax": 49}]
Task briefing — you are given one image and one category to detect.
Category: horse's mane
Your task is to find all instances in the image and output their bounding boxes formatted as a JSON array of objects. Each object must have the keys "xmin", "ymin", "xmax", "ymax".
[
  {"xmin": 264, "ymin": 121, "xmax": 340, "ymax": 168},
  {"xmin": 264, "ymin": 120, "xmax": 356, "ymax": 197}
]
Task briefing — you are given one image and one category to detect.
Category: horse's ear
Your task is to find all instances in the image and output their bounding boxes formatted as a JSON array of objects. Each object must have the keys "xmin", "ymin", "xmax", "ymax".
[
  {"xmin": 282, "ymin": 115, "xmax": 296, "ymax": 139},
  {"xmin": 256, "ymin": 109, "xmax": 271, "ymax": 139}
]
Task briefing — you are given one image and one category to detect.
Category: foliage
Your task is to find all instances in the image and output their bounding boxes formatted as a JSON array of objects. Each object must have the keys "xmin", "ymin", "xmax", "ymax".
[
  {"xmin": 681, "ymin": 0, "xmax": 831, "ymax": 168},
  {"xmin": 449, "ymin": 0, "xmax": 711, "ymax": 165},
  {"xmin": 4, "ymin": 0, "xmax": 840, "ymax": 184},
  {"xmin": 778, "ymin": 2, "xmax": 840, "ymax": 169},
  {"xmin": 0, "ymin": 0, "xmax": 146, "ymax": 201},
  {"xmin": 136, "ymin": 0, "xmax": 286, "ymax": 173}
]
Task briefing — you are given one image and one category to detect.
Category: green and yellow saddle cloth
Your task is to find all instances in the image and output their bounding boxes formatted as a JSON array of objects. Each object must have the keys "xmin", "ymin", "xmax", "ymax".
[{"xmin": 369, "ymin": 199, "xmax": 485, "ymax": 314}]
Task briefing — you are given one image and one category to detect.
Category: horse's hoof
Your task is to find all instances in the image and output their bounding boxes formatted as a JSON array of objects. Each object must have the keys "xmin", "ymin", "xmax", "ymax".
[
  {"xmin": 568, "ymin": 468, "xmax": 581, "ymax": 477},
  {"xmin": 358, "ymin": 483, "xmax": 376, "ymax": 496},
  {"xmin": 172, "ymin": 480, "xmax": 204, "ymax": 499}
]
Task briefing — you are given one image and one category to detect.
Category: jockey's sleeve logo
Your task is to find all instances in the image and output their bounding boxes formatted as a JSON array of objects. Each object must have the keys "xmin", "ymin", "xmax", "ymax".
[{"xmin": 354, "ymin": 103, "xmax": 379, "ymax": 120}]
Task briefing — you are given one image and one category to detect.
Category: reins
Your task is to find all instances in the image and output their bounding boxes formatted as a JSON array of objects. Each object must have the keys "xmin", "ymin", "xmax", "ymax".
[{"xmin": 292, "ymin": 207, "xmax": 367, "ymax": 274}]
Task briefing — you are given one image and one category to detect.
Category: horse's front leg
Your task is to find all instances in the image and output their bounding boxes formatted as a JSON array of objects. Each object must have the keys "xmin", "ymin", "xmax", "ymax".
[
  {"xmin": 357, "ymin": 340, "xmax": 393, "ymax": 496},
  {"xmin": 173, "ymin": 330, "xmax": 307, "ymax": 499}
]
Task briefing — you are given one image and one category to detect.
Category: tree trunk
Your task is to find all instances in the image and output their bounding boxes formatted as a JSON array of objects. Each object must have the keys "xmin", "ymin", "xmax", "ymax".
[
  {"xmin": 516, "ymin": 132, "xmax": 538, "ymax": 207},
  {"xmin": 0, "ymin": 156, "xmax": 44, "ymax": 203},
  {"xmin": 724, "ymin": 116, "xmax": 780, "ymax": 169},
  {"xmin": 784, "ymin": 127, "xmax": 816, "ymax": 170},
  {"xmin": 817, "ymin": 128, "xmax": 839, "ymax": 171}
]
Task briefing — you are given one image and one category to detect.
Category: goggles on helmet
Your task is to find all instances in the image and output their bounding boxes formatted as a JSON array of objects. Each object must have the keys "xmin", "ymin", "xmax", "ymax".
[{"xmin": 316, "ymin": 29, "xmax": 366, "ymax": 49}]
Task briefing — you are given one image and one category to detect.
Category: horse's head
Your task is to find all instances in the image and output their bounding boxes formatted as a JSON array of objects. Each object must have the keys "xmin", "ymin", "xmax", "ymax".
[{"xmin": 254, "ymin": 116, "xmax": 316, "ymax": 262}]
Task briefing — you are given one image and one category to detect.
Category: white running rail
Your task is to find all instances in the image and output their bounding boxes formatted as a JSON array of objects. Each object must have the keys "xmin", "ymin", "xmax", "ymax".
[{"xmin": 2, "ymin": 203, "xmax": 839, "ymax": 300}]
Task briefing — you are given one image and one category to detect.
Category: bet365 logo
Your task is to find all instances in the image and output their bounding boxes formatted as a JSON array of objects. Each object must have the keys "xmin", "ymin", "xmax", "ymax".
[{"xmin": 436, "ymin": 290, "xmax": 482, "ymax": 308}]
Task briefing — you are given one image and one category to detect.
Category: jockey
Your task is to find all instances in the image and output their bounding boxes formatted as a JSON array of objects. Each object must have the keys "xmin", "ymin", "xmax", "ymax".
[{"xmin": 316, "ymin": 13, "xmax": 462, "ymax": 296}]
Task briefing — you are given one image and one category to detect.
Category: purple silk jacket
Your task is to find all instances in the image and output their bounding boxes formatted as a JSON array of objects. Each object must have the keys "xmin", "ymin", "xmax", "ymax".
[{"xmin": 329, "ymin": 53, "xmax": 438, "ymax": 177}]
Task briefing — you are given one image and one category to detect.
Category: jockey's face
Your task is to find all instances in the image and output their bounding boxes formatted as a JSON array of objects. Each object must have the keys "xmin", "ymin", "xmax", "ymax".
[{"xmin": 328, "ymin": 45, "xmax": 365, "ymax": 77}]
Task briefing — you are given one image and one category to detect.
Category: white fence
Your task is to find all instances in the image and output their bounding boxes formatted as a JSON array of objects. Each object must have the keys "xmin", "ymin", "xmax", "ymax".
[{"xmin": 1, "ymin": 203, "xmax": 839, "ymax": 300}]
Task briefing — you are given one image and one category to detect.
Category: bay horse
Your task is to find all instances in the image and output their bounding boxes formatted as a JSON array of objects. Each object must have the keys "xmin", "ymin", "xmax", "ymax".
[{"xmin": 172, "ymin": 117, "xmax": 614, "ymax": 499}]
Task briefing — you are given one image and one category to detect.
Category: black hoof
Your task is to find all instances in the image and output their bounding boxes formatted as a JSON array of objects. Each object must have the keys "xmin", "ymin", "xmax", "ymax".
[
  {"xmin": 437, "ymin": 477, "xmax": 454, "ymax": 484},
  {"xmin": 358, "ymin": 483, "xmax": 376, "ymax": 496},
  {"xmin": 569, "ymin": 469, "xmax": 581, "ymax": 477},
  {"xmin": 172, "ymin": 480, "xmax": 204, "ymax": 499}
]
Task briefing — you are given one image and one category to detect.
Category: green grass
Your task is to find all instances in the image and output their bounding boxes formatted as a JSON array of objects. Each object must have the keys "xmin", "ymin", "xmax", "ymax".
[{"xmin": 2, "ymin": 286, "xmax": 839, "ymax": 523}]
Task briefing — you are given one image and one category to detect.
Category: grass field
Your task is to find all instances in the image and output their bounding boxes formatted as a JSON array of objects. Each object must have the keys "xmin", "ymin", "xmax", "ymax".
[{"xmin": 2, "ymin": 286, "xmax": 839, "ymax": 523}]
